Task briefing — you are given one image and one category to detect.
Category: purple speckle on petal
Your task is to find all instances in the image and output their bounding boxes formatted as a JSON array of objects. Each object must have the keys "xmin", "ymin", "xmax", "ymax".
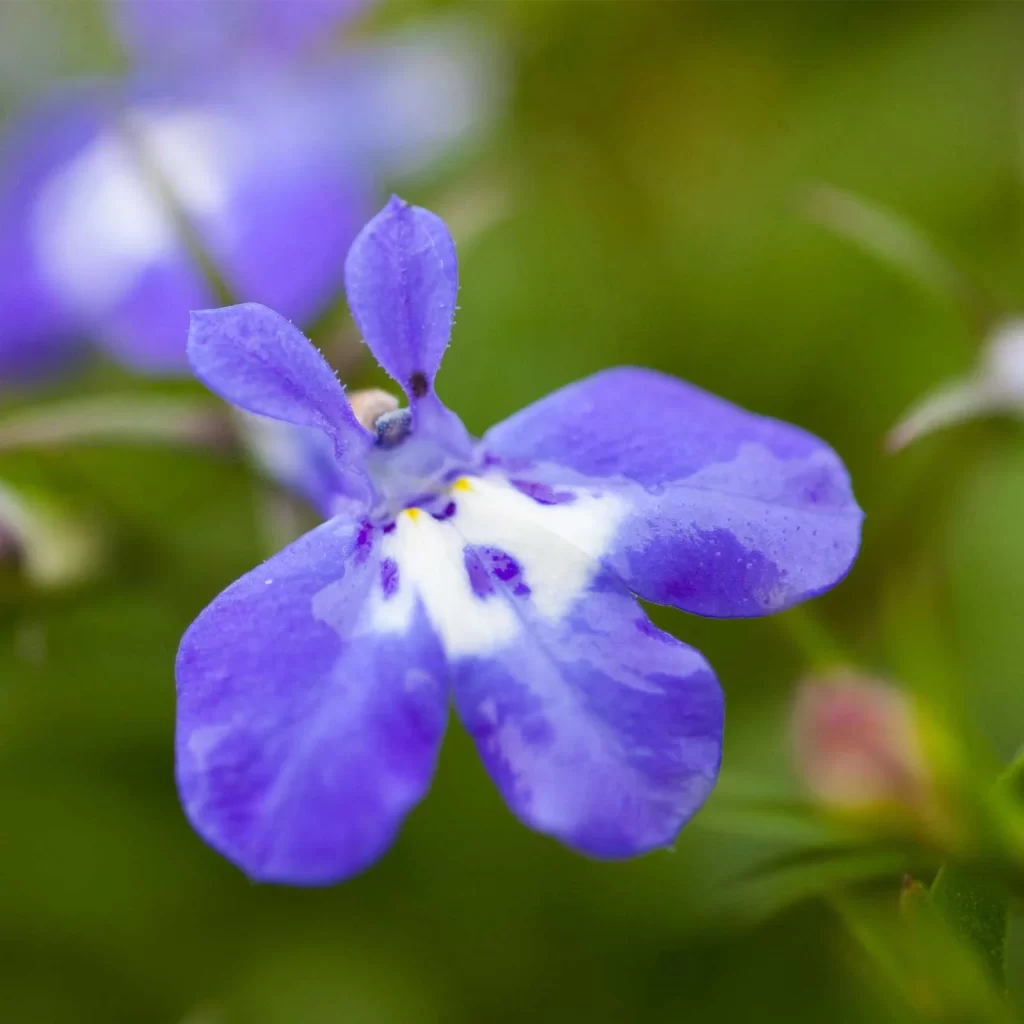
[
  {"xmin": 382, "ymin": 522, "xmax": 396, "ymax": 534},
  {"xmin": 432, "ymin": 501, "xmax": 457, "ymax": 521},
  {"xmin": 355, "ymin": 521, "xmax": 374, "ymax": 562},
  {"xmin": 478, "ymin": 547, "xmax": 531, "ymax": 596},
  {"xmin": 463, "ymin": 548, "xmax": 495, "ymax": 599},
  {"xmin": 380, "ymin": 558, "xmax": 399, "ymax": 598},
  {"xmin": 510, "ymin": 479, "xmax": 576, "ymax": 506},
  {"xmin": 485, "ymin": 548, "xmax": 522, "ymax": 583}
]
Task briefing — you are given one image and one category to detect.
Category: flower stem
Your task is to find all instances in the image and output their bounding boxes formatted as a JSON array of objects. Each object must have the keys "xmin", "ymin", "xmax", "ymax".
[{"xmin": 774, "ymin": 604, "xmax": 852, "ymax": 670}]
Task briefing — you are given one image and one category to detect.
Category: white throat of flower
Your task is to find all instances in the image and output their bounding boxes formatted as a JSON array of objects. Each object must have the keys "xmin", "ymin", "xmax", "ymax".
[{"xmin": 350, "ymin": 474, "xmax": 628, "ymax": 659}]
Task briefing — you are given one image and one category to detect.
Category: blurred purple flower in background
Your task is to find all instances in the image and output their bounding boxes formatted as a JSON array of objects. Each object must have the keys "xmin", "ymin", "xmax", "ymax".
[
  {"xmin": 175, "ymin": 197, "xmax": 863, "ymax": 885},
  {"xmin": 0, "ymin": 0, "xmax": 497, "ymax": 378},
  {"xmin": 112, "ymin": 0, "xmax": 372, "ymax": 70}
]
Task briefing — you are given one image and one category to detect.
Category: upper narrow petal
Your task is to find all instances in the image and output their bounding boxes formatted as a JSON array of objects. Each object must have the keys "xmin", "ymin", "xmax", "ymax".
[
  {"xmin": 483, "ymin": 367, "xmax": 862, "ymax": 617},
  {"xmin": 188, "ymin": 302, "xmax": 372, "ymax": 497},
  {"xmin": 343, "ymin": 196, "xmax": 457, "ymax": 404},
  {"xmin": 175, "ymin": 514, "xmax": 449, "ymax": 884}
]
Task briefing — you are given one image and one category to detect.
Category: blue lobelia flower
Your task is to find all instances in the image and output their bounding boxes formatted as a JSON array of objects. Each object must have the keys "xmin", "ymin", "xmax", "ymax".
[
  {"xmin": 0, "ymin": 0, "xmax": 496, "ymax": 378},
  {"xmin": 177, "ymin": 197, "xmax": 863, "ymax": 884}
]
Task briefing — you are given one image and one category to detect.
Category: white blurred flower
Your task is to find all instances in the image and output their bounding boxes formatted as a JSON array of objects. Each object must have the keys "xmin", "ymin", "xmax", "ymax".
[
  {"xmin": 888, "ymin": 319, "xmax": 1024, "ymax": 451},
  {"xmin": 804, "ymin": 183, "xmax": 1020, "ymax": 453},
  {"xmin": 0, "ymin": 483, "xmax": 102, "ymax": 588}
]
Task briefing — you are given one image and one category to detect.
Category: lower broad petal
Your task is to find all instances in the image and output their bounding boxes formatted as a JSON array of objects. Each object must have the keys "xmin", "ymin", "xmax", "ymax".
[
  {"xmin": 438, "ymin": 486, "xmax": 723, "ymax": 856},
  {"xmin": 483, "ymin": 367, "xmax": 863, "ymax": 617},
  {"xmin": 176, "ymin": 515, "xmax": 448, "ymax": 884}
]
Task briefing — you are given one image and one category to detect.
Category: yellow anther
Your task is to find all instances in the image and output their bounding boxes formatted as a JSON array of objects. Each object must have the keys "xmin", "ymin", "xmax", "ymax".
[
  {"xmin": 404, "ymin": 507, "xmax": 421, "ymax": 522},
  {"xmin": 452, "ymin": 477, "xmax": 473, "ymax": 493}
]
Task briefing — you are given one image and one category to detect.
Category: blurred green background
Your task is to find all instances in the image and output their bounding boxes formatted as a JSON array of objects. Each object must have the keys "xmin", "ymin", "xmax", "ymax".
[{"xmin": 2, "ymin": 1, "xmax": 1024, "ymax": 1021}]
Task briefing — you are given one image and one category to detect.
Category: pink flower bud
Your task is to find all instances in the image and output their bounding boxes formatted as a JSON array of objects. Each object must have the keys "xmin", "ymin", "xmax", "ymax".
[{"xmin": 792, "ymin": 672, "xmax": 934, "ymax": 819}]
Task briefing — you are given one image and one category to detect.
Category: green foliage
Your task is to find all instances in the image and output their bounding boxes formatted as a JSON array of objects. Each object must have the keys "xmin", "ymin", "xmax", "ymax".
[
  {"xmin": 931, "ymin": 864, "xmax": 1011, "ymax": 991},
  {"xmin": 3, "ymin": 2, "xmax": 1024, "ymax": 1022}
]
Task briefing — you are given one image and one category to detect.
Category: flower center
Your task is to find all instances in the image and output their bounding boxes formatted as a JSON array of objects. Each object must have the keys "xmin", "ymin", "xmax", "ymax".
[
  {"xmin": 361, "ymin": 474, "xmax": 629, "ymax": 658},
  {"xmin": 359, "ymin": 403, "xmax": 471, "ymax": 523}
]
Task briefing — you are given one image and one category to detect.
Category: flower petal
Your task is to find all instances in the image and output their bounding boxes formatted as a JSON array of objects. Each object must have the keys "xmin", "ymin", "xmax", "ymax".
[
  {"xmin": 208, "ymin": 154, "xmax": 368, "ymax": 332},
  {"xmin": 1, "ymin": 80, "xmax": 373, "ymax": 376},
  {"xmin": 453, "ymin": 561, "xmax": 722, "ymax": 858},
  {"xmin": 236, "ymin": 411, "xmax": 353, "ymax": 518},
  {"xmin": 344, "ymin": 196, "xmax": 457, "ymax": 405},
  {"xmin": 176, "ymin": 515, "xmax": 449, "ymax": 884},
  {"xmin": 137, "ymin": 79, "xmax": 372, "ymax": 332},
  {"xmin": 0, "ymin": 210, "xmax": 80, "ymax": 380},
  {"xmin": 0, "ymin": 92, "xmax": 108, "ymax": 379},
  {"xmin": 306, "ymin": 22, "xmax": 504, "ymax": 180},
  {"xmin": 188, "ymin": 302, "xmax": 372, "ymax": 497},
  {"xmin": 483, "ymin": 367, "xmax": 862, "ymax": 617},
  {"xmin": 13, "ymin": 90, "xmax": 222, "ymax": 373},
  {"xmin": 111, "ymin": 0, "xmax": 370, "ymax": 68},
  {"xmin": 374, "ymin": 475, "xmax": 722, "ymax": 857},
  {"xmin": 99, "ymin": 251, "xmax": 218, "ymax": 371}
]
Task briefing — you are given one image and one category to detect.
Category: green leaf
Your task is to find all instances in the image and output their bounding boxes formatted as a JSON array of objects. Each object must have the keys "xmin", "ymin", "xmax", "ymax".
[
  {"xmin": 714, "ymin": 842, "xmax": 930, "ymax": 927},
  {"xmin": 834, "ymin": 893, "xmax": 1013, "ymax": 1023},
  {"xmin": 929, "ymin": 864, "xmax": 1010, "ymax": 991}
]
